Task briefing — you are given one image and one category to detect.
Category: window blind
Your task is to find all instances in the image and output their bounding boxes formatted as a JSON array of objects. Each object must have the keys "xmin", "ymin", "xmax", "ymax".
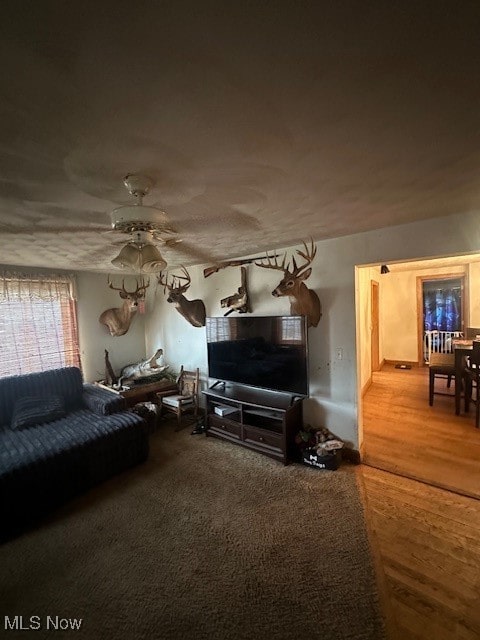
[{"xmin": 0, "ymin": 272, "xmax": 81, "ymax": 378}]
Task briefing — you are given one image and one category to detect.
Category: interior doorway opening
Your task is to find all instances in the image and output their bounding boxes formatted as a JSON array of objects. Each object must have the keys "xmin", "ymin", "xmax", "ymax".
[{"xmin": 355, "ymin": 252, "xmax": 480, "ymax": 499}]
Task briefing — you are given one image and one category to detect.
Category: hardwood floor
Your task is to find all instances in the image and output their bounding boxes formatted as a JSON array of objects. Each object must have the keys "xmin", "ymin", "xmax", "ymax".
[
  {"xmin": 359, "ymin": 466, "xmax": 480, "ymax": 640},
  {"xmin": 360, "ymin": 364, "xmax": 480, "ymax": 639},
  {"xmin": 362, "ymin": 363, "xmax": 480, "ymax": 500}
]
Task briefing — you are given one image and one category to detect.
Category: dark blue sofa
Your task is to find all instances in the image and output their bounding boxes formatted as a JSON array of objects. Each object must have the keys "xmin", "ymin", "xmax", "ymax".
[{"xmin": 0, "ymin": 367, "xmax": 148, "ymax": 540}]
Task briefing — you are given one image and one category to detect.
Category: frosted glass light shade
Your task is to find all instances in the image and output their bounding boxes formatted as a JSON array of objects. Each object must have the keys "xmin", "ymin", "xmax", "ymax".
[
  {"xmin": 111, "ymin": 242, "xmax": 166, "ymax": 273},
  {"xmin": 140, "ymin": 244, "xmax": 167, "ymax": 272},
  {"xmin": 111, "ymin": 244, "xmax": 141, "ymax": 269}
]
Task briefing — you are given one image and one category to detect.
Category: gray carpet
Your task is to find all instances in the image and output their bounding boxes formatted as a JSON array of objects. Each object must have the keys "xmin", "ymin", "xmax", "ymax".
[{"xmin": 0, "ymin": 423, "xmax": 386, "ymax": 640}]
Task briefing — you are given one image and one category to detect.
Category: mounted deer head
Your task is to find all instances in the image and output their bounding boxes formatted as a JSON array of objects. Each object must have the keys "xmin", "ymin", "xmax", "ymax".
[
  {"xmin": 158, "ymin": 266, "xmax": 206, "ymax": 327},
  {"xmin": 99, "ymin": 277, "xmax": 150, "ymax": 337},
  {"xmin": 256, "ymin": 239, "xmax": 322, "ymax": 328}
]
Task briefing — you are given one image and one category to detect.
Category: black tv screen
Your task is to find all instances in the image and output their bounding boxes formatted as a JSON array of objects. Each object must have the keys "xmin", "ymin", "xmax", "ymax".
[{"xmin": 206, "ymin": 315, "xmax": 309, "ymax": 396}]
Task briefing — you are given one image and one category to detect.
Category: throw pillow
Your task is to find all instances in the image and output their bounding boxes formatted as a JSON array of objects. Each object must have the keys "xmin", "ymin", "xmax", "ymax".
[{"xmin": 11, "ymin": 395, "xmax": 66, "ymax": 430}]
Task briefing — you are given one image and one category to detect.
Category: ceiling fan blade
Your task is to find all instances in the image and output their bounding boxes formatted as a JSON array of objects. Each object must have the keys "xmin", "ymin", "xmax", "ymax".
[
  {"xmin": 173, "ymin": 211, "xmax": 260, "ymax": 235},
  {"xmin": 0, "ymin": 223, "xmax": 112, "ymax": 234},
  {"xmin": 165, "ymin": 241, "xmax": 218, "ymax": 265},
  {"xmin": 151, "ymin": 235, "xmax": 182, "ymax": 247}
]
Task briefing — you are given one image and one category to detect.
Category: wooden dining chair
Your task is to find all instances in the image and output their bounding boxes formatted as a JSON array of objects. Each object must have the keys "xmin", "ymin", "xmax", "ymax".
[
  {"xmin": 464, "ymin": 341, "xmax": 480, "ymax": 428},
  {"xmin": 428, "ymin": 352, "xmax": 456, "ymax": 406},
  {"xmin": 158, "ymin": 366, "xmax": 200, "ymax": 430}
]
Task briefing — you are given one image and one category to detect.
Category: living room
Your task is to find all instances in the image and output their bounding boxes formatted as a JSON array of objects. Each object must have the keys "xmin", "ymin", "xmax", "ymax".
[
  {"xmin": 5, "ymin": 216, "xmax": 480, "ymax": 454},
  {"xmin": 1, "ymin": 3, "xmax": 480, "ymax": 639}
]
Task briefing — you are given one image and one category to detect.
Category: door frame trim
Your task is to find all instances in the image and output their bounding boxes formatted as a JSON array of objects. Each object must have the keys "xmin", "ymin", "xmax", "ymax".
[{"xmin": 371, "ymin": 279, "xmax": 380, "ymax": 372}]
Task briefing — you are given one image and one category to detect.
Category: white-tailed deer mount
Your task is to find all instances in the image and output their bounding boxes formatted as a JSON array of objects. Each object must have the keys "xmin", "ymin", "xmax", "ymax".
[
  {"xmin": 256, "ymin": 239, "xmax": 322, "ymax": 328},
  {"xmin": 99, "ymin": 277, "xmax": 150, "ymax": 337},
  {"xmin": 158, "ymin": 266, "xmax": 206, "ymax": 328},
  {"xmin": 220, "ymin": 267, "xmax": 251, "ymax": 316}
]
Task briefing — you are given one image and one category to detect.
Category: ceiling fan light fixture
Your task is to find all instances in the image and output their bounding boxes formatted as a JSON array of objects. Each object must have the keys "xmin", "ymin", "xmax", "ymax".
[
  {"xmin": 111, "ymin": 243, "xmax": 141, "ymax": 270},
  {"xmin": 139, "ymin": 244, "xmax": 167, "ymax": 272},
  {"xmin": 111, "ymin": 240, "xmax": 166, "ymax": 273},
  {"xmin": 109, "ymin": 173, "xmax": 178, "ymax": 235},
  {"xmin": 110, "ymin": 204, "xmax": 170, "ymax": 233},
  {"xmin": 110, "ymin": 174, "xmax": 174, "ymax": 272}
]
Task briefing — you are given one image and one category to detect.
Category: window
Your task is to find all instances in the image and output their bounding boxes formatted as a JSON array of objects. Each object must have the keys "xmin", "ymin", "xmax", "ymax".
[
  {"xmin": 279, "ymin": 316, "xmax": 303, "ymax": 343},
  {"xmin": 422, "ymin": 278, "xmax": 463, "ymax": 332},
  {"xmin": 0, "ymin": 272, "xmax": 81, "ymax": 378},
  {"xmin": 206, "ymin": 317, "xmax": 239, "ymax": 342}
]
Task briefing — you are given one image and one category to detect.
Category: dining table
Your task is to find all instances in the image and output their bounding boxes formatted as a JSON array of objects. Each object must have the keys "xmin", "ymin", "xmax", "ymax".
[{"xmin": 452, "ymin": 338, "xmax": 474, "ymax": 415}]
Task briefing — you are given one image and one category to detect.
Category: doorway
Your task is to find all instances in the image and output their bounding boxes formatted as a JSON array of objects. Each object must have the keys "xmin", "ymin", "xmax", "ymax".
[{"xmin": 357, "ymin": 256, "xmax": 480, "ymax": 499}]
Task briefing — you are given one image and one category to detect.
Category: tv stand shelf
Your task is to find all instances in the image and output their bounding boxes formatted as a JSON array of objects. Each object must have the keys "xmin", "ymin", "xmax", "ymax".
[{"xmin": 202, "ymin": 384, "xmax": 303, "ymax": 464}]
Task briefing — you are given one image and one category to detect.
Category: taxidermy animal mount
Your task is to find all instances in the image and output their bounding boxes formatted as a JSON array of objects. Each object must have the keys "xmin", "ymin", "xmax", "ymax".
[
  {"xmin": 256, "ymin": 239, "xmax": 322, "ymax": 328},
  {"xmin": 116, "ymin": 348, "xmax": 167, "ymax": 387},
  {"xmin": 158, "ymin": 266, "xmax": 206, "ymax": 327},
  {"xmin": 220, "ymin": 267, "xmax": 251, "ymax": 316},
  {"xmin": 99, "ymin": 277, "xmax": 150, "ymax": 336}
]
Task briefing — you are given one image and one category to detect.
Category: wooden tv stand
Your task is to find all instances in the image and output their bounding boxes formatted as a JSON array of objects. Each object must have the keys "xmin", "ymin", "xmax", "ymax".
[{"xmin": 202, "ymin": 383, "xmax": 304, "ymax": 465}]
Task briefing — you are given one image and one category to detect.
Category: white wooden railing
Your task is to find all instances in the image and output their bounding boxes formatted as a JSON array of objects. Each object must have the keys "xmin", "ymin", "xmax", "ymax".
[{"xmin": 423, "ymin": 330, "xmax": 463, "ymax": 364}]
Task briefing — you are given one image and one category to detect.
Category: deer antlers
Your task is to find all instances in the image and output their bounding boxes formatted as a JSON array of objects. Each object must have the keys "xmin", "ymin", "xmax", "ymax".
[
  {"xmin": 158, "ymin": 266, "xmax": 206, "ymax": 328},
  {"xmin": 255, "ymin": 238, "xmax": 321, "ymax": 328},
  {"xmin": 255, "ymin": 238, "xmax": 317, "ymax": 278},
  {"xmin": 158, "ymin": 266, "xmax": 191, "ymax": 293},
  {"xmin": 107, "ymin": 275, "xmax": 150, "ymax": 297}
]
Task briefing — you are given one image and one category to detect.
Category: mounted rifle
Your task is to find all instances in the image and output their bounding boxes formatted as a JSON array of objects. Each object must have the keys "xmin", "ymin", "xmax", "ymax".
[{"xmin": 203, "ymin": 255, "xmax": 275, "ymax": 278}]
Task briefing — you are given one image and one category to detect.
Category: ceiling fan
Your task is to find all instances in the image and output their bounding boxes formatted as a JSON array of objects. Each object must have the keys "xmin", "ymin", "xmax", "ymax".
[
  {"xmin": 109, "ymin": 173, "xmax": 177, "ymax": 237},
  {"xmin": 106, "ymin": 173, "xmax": 179, "ymax": 273},
  {"xmin": 0, "ymin": 172, "xmax": 230, "ymax": 272},
  {"xmin": 0, "ymin": 172, "xmax": 261, "ymax": 273}
]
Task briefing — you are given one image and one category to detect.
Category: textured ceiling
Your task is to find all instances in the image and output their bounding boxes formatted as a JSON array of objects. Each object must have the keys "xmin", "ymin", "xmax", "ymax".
[{"xmin": 1, "ymin": 2, "xmax": 480, "ymax": 273}]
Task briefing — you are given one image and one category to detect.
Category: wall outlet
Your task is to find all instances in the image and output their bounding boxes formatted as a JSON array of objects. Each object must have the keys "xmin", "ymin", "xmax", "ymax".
[{"xmin": 336, "ymin": 348, "xmax": 343, "ymax": 360}]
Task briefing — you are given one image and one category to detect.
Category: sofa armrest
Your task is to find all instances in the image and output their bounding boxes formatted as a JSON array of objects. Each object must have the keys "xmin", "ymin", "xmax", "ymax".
[{"xmin": 82, "ymin": 384, "xmax": 127, "ymax": 415}]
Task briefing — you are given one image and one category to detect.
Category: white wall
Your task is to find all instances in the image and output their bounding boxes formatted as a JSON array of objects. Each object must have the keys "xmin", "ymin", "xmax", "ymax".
[
  {"xmin": 379, "ymin": 265, "xmax": 466, "ymax": 362},
  {"xmin": 146, "ymin": 210, "xmax": 480, "ymax": 451}
]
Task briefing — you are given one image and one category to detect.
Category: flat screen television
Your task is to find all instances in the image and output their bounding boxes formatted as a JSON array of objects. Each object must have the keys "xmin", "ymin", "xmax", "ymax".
[{"xmin": 206, "ymin": 315, "xmax": 309, "ymax": 396}]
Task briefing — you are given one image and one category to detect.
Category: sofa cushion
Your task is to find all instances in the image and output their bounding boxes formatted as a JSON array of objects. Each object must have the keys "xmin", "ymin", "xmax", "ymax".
[
  {"xmin": 0, "ymin": 367, "xmax": 84, "ymax": 426},
  {"xmin": 11, "ymin": 395, "xmax": 66, "ymax": 430}
]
